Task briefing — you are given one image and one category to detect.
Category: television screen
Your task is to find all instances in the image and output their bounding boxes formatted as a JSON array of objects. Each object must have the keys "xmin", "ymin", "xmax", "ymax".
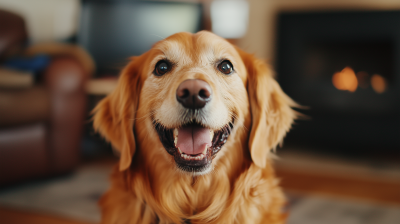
[{"xmin": 78, "ymin": 0, "xmax": 203, "ymax": 75}]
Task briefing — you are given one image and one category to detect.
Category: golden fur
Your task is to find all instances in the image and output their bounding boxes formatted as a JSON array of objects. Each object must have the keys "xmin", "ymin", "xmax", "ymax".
[{"xmin": 93, "ymin": 31, "xmax": 297, "ymax": 224}]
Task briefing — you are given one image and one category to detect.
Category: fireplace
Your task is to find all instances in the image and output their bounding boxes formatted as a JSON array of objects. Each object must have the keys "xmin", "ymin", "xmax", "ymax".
[{"xmin": 276, "ymin": 10, "xmax": 400, "ymax": 154}]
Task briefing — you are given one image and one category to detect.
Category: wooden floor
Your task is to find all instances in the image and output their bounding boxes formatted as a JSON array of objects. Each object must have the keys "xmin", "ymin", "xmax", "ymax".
[
  {"xmin": 276, "ymin": 167, "xmax": 400, "ymax": 206},
  {"xmin": 0, "ymin": 206, "xmax": 94, "ymax": 224}
]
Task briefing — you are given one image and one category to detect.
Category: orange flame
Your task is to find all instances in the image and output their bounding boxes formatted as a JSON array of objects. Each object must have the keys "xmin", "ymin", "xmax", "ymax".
[
  {"xmin": 371, "ymin": 74, "xmax": 387, "ymax": 94},
  {"xmin": 332, "ymin": 67, "xmax": 358, "ymax": 92}
]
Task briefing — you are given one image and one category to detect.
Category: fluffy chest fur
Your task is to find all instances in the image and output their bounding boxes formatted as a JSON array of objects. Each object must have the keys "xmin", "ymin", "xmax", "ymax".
[{"xmin": 100, "ymin": 160, "xmax": 285, "ymax": 224}]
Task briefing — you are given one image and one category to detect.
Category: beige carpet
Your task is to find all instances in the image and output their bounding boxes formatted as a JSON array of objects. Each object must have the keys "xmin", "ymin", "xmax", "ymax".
[{"xmin": 0, "ymin": 164, "xmax": 111, "ymax": 223}]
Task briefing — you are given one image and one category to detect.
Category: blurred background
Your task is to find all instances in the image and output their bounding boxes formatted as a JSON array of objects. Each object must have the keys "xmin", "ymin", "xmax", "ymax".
[{"xmin": 0, "ymin": 0, "xmax": 399, "ymax": 223}]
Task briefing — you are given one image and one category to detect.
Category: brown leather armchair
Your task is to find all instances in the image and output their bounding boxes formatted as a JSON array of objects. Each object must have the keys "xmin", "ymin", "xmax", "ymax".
[{"xmin": 0, "ymin": 9, "xmax": 89, "ymax": 186}]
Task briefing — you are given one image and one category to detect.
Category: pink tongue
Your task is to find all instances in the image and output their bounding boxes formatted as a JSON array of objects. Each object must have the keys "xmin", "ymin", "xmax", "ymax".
[{"xmin": 176, "ymin": 125, "xmax": 211, "ymax": 155}]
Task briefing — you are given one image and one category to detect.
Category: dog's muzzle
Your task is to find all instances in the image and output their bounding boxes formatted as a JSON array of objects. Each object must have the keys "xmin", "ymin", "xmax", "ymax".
[{"xmin": 153, "ymin": 79, "xmax": 233, "ymax": 175}]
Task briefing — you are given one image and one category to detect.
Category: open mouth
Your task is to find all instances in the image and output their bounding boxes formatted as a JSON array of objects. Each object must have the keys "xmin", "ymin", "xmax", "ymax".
[{"xmin": 154, "ymin": 121, "xmax": 233, "ymax": 174}]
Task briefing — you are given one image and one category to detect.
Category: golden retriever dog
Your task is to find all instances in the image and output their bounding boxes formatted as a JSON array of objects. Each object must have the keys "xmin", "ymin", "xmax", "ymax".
[{"xmin": 93, "ymin": 31, "xmax": 297, "ymax": 224}]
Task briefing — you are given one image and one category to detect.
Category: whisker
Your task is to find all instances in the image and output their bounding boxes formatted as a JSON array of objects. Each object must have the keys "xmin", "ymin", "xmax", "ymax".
[
  {"xmin": 131, "ymin": 111, "xmax": 156, "ymax": 122},
  {"xmin": 227, "ymin": 112, "xmax": 248, "ymax": 132}
]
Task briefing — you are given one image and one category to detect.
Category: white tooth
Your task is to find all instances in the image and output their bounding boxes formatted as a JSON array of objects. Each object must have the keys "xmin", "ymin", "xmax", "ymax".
[
  {"xmin": 181, "ymin": 153, "xmax": 184, "ymax": 157},
  {"xmin": 178, "ymin": 147, "xmax": 182, "ymax": 154},
  {"xmin": 202, "ymin": 145, "xmax": 208, "ymax": 155},
  {"xmin": 209, "ymin": 130, "xmax": 214, "ymax": 141},
  {"xmin": 174, "ymin": 129, "xmax": 178, "ymax": 146}
]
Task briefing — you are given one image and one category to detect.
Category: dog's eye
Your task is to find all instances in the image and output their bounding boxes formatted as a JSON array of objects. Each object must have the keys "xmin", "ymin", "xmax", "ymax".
[
  {"xmin": 154, "ymin": 60, "xmax": 170, "ymax": 76},
  {"xmin": 218, "ymin": 60, "xmax": 233, "ymax": 75}
]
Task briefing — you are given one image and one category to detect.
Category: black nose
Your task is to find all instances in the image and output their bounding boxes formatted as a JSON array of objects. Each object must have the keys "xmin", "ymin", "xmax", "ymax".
[{"xmin": 176, "ymin": 79, "xmax": 212, "ymax": 109}]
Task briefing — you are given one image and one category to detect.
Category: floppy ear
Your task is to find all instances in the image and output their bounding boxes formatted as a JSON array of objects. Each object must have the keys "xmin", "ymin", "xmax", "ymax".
[
  {"xmin": 236, "ymin": 48, "xmax": 298, "ymax": 168},
  {"xmin": 92, "ymin": 57, "xmax": 143, "ymax": 171}
]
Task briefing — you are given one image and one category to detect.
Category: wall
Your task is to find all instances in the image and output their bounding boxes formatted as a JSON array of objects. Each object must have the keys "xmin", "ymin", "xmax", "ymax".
[{"xmin": 0, "ymin": 0, "xmax": 79, "ymax": 43}]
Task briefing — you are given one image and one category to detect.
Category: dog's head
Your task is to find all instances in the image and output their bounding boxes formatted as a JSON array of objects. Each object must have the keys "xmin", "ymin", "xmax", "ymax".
[{"xmin": 93, "ymin": 31, "xmax": 296, "ymax": 174}]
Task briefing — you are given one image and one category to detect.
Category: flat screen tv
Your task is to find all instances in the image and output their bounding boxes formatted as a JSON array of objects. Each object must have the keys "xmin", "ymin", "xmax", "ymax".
[{"xmin": 78, "ymin": 0, "xmax": 203, "ymax": 75}]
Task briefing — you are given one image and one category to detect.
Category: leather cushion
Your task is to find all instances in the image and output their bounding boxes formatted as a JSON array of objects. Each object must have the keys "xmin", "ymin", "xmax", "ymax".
[
  {"xmin": 0, "ymin": 86, "xmax": 49, "ymax": 127},
  {"xmin": 0, "ymin": 123, "xmax": 48, "ymax": 185},
  {"xmin": 0, "ymin": 9, "xmax": 27, "ymax": 60}
]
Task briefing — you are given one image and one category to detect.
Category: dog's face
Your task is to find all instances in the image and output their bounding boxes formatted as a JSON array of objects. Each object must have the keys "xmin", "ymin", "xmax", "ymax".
[
  {"xmin": 139, "ymin": 32, "xmax": 249, "ymax": 175},
  {"xmin": 93, "ymin": 31, "xmax": 296, "ymax": 174}
]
